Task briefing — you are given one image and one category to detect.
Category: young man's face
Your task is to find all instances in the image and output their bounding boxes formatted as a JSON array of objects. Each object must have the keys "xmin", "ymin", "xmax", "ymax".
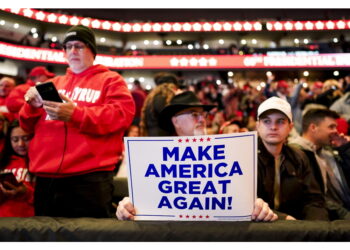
[
  {"xmin": 256, "ymin": 111, "xmax": 293, "ymax": 146},
  {"xmin": 64, "ymin": 40, "xmax": 95, "ymax": 74},
  {"xmin": 312, "ymin": 117, "xmax": 338, "ymax": 147},
  {"xmin": 171, "ymin": 107, "xmax": 207, "ymax": 136}
]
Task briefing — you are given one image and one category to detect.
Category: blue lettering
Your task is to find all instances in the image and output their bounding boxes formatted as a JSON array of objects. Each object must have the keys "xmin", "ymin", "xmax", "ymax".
[
  {"xmin": 202, "ymin": 181, "xmax": 217, "ymax": 194},
  {"xmin": 193, "ymin": 164, "xmax": 206, "ymax": 178},
  {"xmin": 179, "ymin": 164, "xmax": 191, "ymax": 177},
  {"xmin": 181, "ymin": 147, "xmax": 196, "ymax": 161},
  {"xmin": 174, "ymin": 197, "xmax": 187, "ymax": 209},
  {"xmin": 188, "ymin": 197, "xmax": 204, "ymax": 210},
  {"xmin": 174, "ymin": 181, "xmax": 187, "ymax": 194},
  {"xmin": 218, "ymin": 180, "xmax": 231, "ymax": 194},
  {"xmin": 161, "ymin": 164, "xmax": 177, "ymax": 177},
  {"xmin": 214, "ymin": 162, "xmax": 228, "ymax": 177},
  {"xmin": 213, "ymin": 145, "xmax": 225, "ymax": 160},
  {"xmin": 158, "ymin": 180, "xmax": 172, "ymax": 193},
  {"xmin": 230, "ymin": 161, "xmax": 243, "ymax": 175},
  {"xmin": 158, "ymin": 196, "xmax": 172, "ymax": 208},
  {"xmin": 211, "ymin": 197, "xmax": 226, "ymax": 209},
  {"xmin": 198, "ymin": 146, "xmax": 212, "ymax": 160},
  {"xmin": 188, "ymin": 181, "xmax": 201, "ymax": 194},
  {"xmin": 163, "ymin": 147, "xmax": 179, "ymax": 161},
  {"xmin": 144, "ymin": 164, "xmax": 159, "ymax": 177}
]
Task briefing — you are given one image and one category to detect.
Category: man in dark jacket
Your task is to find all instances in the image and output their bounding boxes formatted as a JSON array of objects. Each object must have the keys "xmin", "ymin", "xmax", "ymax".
[{"xmin": 256, "ymin": 97, "xmax": 329, "ymax": 220}]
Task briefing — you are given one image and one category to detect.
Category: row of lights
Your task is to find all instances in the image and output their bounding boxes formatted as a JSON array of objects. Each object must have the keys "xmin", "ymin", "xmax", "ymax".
[
  {"xmin": 1, "ymin": 18, "xmax": 344, "ymax": 50},
  {"xmin": 266, "ymin": 20, "xmax": 350, "ymax": 31},
  {"xmin": 4, "ymin": 8, "xmax": 350, "ymax": 33},
  {"xmin": 2, "ymin": 8, "xmax": 263, "ymax": 32}
]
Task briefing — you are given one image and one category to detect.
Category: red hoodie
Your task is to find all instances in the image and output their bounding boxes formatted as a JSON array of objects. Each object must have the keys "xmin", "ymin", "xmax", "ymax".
[
  {"xmin": 19, "ymin": 64, "xmax": 135, "ymax": 177},
  {"xmin": 0, "ymin": 155, "xmax": 34, "ymax": 217}
]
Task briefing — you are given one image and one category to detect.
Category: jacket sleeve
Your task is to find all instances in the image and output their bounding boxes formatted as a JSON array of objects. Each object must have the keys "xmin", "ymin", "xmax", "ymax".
[
  {"xmin": 70, "ymin": 78, "xmax": 135, "ymax": 135},
  {"xmin": 300, "ymin": 151, "xmax": 330, "ymax": 220},
  {"xmin": 335, "ymin": 142, "xmax": 350, "ymax": 187}
]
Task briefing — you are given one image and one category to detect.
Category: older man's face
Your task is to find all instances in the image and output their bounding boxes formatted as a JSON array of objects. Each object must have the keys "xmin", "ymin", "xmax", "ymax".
[
  {"xmin": 64, "ymin": 40, "xmax": 94, "ymax": 74},
  {"xmin": 0, "ymin": 78, "xmax": 15, "ymax": 97},
  {"xmin": 171, "ymin": 107, "xmax": 207, "ymax": 136}
]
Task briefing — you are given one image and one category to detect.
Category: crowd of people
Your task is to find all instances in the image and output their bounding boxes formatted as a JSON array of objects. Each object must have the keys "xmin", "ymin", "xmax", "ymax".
[{"xmin": 1, "ymin": 24, "xmax": 350, "ymax": 223}]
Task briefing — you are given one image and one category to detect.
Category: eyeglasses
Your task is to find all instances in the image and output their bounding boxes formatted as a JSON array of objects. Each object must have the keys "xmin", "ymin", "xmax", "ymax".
[
  {"xmin": 11, "ymin": 135, "xmax": 33, "ymax": 143},
  {"xmin": 63, "ymin": 43, "xmax": 86, "ymax": 51},
  {"xmin": 175, "ymin": 111, "xmax": 208, "ymax": 120}
]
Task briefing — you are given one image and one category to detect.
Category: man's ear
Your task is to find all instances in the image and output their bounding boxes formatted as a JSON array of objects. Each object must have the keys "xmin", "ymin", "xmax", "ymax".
[
  {"xmin": 309, "ymin": 123, "xmax": 317, "ymax": 132},
  {"xmin": 255, "ymin": 120, "xmax": 259, "ymax": 131},
  {"xmin": 289, "ymin": 121, "xmax": 294, "ymax": 130},
  {"xmin": 171, "ymin": 116, "xmax": 178, "ymax": 130}
]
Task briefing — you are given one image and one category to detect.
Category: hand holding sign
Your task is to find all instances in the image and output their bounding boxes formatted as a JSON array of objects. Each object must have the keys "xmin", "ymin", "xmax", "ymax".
[{"xmin": 116, "ymin": 197, "xmax": 277, "ymax": 222}]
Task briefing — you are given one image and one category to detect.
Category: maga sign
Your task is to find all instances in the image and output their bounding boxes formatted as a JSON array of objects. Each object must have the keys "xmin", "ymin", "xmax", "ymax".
[{"xmin": 124, "ymin": 132, "xmax": 257, "ymax": 221}]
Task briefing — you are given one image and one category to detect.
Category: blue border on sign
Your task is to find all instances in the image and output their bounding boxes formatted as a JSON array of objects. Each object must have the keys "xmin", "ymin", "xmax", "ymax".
[
  {"xmin": 127, "ymin": 134, "xmax": 256, "ymax": 219},
  {"xmin": 127, "ymin": 139, "xmax": 174, "ymax": 206}
]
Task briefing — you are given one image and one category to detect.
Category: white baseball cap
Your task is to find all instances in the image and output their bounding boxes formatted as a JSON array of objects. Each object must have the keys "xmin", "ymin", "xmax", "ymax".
[{"xmin": 257, "ymin": 97, "xmax": 292, "ymax": 122}]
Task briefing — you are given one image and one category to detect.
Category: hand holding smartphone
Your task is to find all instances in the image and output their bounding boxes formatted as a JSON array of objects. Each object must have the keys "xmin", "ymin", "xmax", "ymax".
[
  {"xmin": 35, "ymin": 81, "xmax": 63, "ymax": 103},
  {"xmin": 0, "ymin": 172, "xmax": 21, "ymax": 188}
]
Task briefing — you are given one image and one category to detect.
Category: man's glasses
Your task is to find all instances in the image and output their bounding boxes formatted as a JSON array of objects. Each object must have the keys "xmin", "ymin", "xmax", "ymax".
[
  {"xmin": 175, "ymin": 111, "xmax": 208, "ymax": 120},
  {"xmin": 63, "ymin": 43, "xmax": 86, "ymax": 51}
]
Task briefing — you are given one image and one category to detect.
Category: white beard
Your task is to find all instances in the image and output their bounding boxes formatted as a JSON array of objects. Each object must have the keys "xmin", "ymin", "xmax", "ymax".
[{"xmin": 193, "ymin": 127, "xmax": 206, "ymax": 136}]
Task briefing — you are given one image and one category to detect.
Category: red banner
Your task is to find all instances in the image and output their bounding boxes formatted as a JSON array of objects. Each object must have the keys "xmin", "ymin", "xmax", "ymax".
[{"xmin": 1, "ymin": 41, "xmax": 350, "ymax": 69}]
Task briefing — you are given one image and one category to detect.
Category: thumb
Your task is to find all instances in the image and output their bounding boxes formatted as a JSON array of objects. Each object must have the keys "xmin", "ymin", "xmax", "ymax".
[{"xmin": 59, "ymin": 93, "xmax": 72, "ymax": 103}]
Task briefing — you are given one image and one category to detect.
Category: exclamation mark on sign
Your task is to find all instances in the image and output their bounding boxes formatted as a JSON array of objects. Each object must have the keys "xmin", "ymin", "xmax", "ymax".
[{"xmin": 227, "ymin": 197, "xmax": 233, "ymax": 209}]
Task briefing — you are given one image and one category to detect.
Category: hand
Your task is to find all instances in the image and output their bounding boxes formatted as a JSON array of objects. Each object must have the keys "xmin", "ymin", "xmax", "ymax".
[
  {"xmin": 24, "ymin": 86, "xmax": 43, "ymax": 108},
  {"xmin": 42, "ymin": 93, "xmax": 76, "ymax": 122},
  {"xmin": 286, "ymin": 215, "xmax": 296, "ymax": 220},
  {"xmin": 116, "ymin": 197, "xmax": 136, "ymax": 220},
  {"xmin": 0, "ymin": 182, "xmax": 27, "ymax": 199},
  {"xmin": 251, "ymin": 198, "xmax": 278, "ymax": 222},
  {"xmin": 330, "ymin": 133, "xmax": 349, "ymax": 147}
]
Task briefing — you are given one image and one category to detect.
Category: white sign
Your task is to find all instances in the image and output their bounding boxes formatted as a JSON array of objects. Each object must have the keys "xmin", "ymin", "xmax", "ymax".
[{"xmin": 124, "ymin": 132, "xmax": 257, "ymax": 221}]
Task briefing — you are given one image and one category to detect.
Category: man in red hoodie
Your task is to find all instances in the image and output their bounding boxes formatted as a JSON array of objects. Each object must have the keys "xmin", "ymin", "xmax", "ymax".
[
  {"xmin": 19, "ymin": 25, "xmax": 135, "ymax": 218},
  {"xmin": 6, "ymin": 66, "xmax": 55, "ymax": 116}
]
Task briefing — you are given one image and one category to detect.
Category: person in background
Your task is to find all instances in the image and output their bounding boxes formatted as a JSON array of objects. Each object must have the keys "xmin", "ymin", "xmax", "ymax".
[
  {"xmin": 315, "ymin": 79, "xmax": 343, "ymax": 108},
  {"xmin": 116, "ymin": 91, "xmax": 278, "ymax": 222},
  {"xmin": 256, "ymin": 97, "xmax": 329, "ymax": 220},
  {"xmin": 0, "ymin": 77, "xmax": 16, "ymax": 114},
  {"xmin": 290, "ymin": 109, "xmax": 350, "ymax": 220},
  {"xmin": 139, "ymin": 72, "xmax": 179, "ymax": 136},
  {"xmin": 19, "ymin": 25, "xmax": 135, "ymax": 218},
  {"xmin": 6, "ymin": 66, "xmax": 55, "ymax": 116},
  {"xmin": 0, "ymin": 113, "xmax": 9, "ymax": 153},
  {"xmin": 0, "ymin": 120, "xmax": 34, "ymax": 217},
  {"xmin": 130, "ymin": 80, "xmax": 147, "ymax": 126},
  {"xmin": 219, "ymin": 119, "xmax": 248, "ymax": 134}
]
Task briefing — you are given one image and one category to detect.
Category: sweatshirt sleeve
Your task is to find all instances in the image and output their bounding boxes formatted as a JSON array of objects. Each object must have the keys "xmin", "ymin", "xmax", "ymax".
[
  {"xmin": 18, "ymin": 103, "xmax": 45, "ymax": 134},
  {"xmin": 6, "ymin": 85, "xmax": 28, "ymax": 114},
  {"xmin": 70, "ymin": 78, "xmax": 135, "ymax": 135}
]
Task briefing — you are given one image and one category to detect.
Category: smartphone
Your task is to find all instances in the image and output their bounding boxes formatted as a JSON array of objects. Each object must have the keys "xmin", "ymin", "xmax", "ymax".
[
  {"xmin": 0, "ymin": 172, "xmax": 21, "ymax": 187},
  {"xmin": 35, "ymin": 81, "xmax": 62, "ymax": 102}
]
